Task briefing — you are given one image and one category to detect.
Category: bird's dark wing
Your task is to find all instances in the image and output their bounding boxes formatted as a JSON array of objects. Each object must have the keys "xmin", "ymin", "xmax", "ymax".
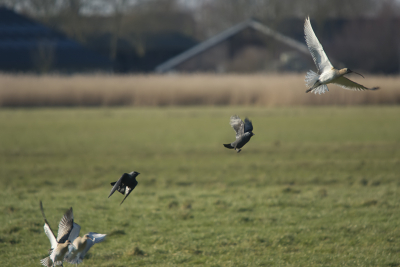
[
  {"xmin": 244, "ymin": 118, "xmax": 253, "ymax": 133},
  {"xmin": 127, "ymin": 176, "xmax": 138, "ymax": 189},
  {"xmin": 108, "ymin": 174, "xmax": 127, "ymax": 198},
  {"xmin": 57, "ymin": 207, "xmax": 74, "ymax": 243}
]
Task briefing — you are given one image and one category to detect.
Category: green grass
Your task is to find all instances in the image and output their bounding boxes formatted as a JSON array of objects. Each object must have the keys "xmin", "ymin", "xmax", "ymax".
[{"xmin": 0, "ymin": 106, "xmax": 400, "ymax": 266}]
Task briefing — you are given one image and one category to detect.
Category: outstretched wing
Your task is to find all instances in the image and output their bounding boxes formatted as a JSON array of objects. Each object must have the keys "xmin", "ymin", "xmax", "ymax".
[
  {"xmin": 40, "ymin": 201, "xmax": 58, "ymax": 250},
  {"xmin": 304, "ymin": 17, "xmax": 333, "ymax": 73},
  {"xmin": 108, "ymin": 174, "xmax": 126, "ymax": 198},
  {"xmin": 333, "ymin": 76, "xmax": 380, "ymax": 91},
  {"xmin": 57, "ymin": 207, "xmax": 74, "ymax": 243},
  {"xmin": 229, "ymin": 115, "xmax": 244, "ymax": 139},
  {"xmin": 68, "ymin": 223, "xmax": 81, "ymax": 243},
  {"xmin": 244, "ymin": 118, "xmax": 253, "ymax": 133},
  {"xmin": 80, "ymin": 233, "xmax": 107, "ymax": 259}
]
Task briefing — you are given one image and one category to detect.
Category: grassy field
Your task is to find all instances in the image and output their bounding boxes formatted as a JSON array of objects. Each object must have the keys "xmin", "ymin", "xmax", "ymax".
[
  {"xmin": 0, "ymin": 74, "xmax": 399, "ymax": 107},
  {"xmin": 1, "ymin": 106, "xmax": 400, "ymax": 266}
]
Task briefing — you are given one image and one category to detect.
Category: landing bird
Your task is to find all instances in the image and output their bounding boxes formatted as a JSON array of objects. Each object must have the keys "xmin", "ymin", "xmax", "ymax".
[
  {"xmin": 223, "ymin": 115, "xmax": 254, "ymax": 153},
  {"xmin": 304, "ymin": 17, "xmax": 379, "ymax": 94},
  {"xmin": 40, "ymin": 201, "xmax": 74, "ymax": 267},
  {"xmin": 64, "ymin": 222, "xmax": 106, "ymax": 266},
  {"xmin": 108, "ymin": 171, "xmax": 139, "ymax": 205}
]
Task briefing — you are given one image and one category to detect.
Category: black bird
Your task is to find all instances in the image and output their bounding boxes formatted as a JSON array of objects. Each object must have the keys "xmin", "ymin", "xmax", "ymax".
[
  {"xmin": 108, "ymin": 171, "xmax": 139, "ymax": 205},
  {"xmin": 224, "ymin": 115, "xmax": 255, "ymax": 153}
]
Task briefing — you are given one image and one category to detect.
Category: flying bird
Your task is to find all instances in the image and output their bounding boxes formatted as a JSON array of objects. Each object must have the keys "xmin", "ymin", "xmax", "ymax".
[
  {"xmin": 224, "ymin": 115, "xmax": 255, "ymax": 153},
  {"xmin": 64, "ymin": 222, "xmax": 106, "ymax": 266},
  {"xmin": 304, "ymin": 17, "xmax": 379, "ymax": 94},
  {"xmin": 39, "ymin": 201, "xmax": 75, "ymax": 267},
  {"xmin": 108, "ymin": 171, "xmax": 139, "ymax": 205}
]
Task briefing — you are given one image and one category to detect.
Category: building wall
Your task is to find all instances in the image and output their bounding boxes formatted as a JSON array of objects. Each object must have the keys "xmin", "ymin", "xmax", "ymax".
[{"xmin": 172, "ymin": 28, "xmax": 313, "ymax": 73}]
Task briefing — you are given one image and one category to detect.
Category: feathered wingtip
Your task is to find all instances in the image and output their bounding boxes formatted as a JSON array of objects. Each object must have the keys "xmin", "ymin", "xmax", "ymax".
[{"xmin": 229, "ymin": 115, "xmax": 242, "ymax": 127}]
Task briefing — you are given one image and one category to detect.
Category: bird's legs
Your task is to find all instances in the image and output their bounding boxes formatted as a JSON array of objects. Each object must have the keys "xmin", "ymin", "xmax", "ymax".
[{"xmin": 235, "ymin": 148, "xmax": 241, "ymax": 153}]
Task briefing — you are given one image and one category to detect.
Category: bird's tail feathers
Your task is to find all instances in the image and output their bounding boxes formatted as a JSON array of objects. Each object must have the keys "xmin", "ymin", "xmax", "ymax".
[
  {"xmin": 223, "ymin": 144, "xmax": 234, "ymax": 149},
  {"xmin": 305, "ymin": 70, "xmax": 319, "ymax": 88},
  {"xmin": 309, "ymin": 84, "xmax": 329, "ymax": 94},
  {"xmin": 40, "ymin": 256, "xmax": 52, "ymax": 267}
]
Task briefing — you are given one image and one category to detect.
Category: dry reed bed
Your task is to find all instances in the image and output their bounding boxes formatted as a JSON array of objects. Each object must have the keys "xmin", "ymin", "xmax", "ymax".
[{"xmin": 0, "ymin": 74, "xmax": 399, "ymax": 106}]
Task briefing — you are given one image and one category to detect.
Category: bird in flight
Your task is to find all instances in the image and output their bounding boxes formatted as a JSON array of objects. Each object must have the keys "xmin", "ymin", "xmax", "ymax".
[
  {"xmin": 39, "ymin": 201, "xmax": 75, "ymax": 267},
  {"xmin": 304, "ymin": 17, "xmax": 379, "ymax": 94},
  {"xmin": 108, "ymin": 171, "xmax": 139, "ymax": 205},
  {"xmin": 64, "ymin": 222, "xmax": 106, "ymax": 266},
  {"xmin": 224, "ymin": 115, "xmax": 255, "ymax": 153}
]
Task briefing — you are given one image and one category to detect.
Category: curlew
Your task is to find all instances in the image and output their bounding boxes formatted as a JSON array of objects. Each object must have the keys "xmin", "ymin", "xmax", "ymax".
[
  {"xmin": 39, "ymin": 201, "xmax": 75, "ymax": 267},
  {"xmin": 108, "ymin": 171, "xmax": 139, "ymax": 205},
  {"xmin": 64, "ymin": 222, "xmax": 106, "ymax": 266},
  {"xmin": 304, "ymin": 17, "xmax": 379, "ymax": 94},
  {"xmin": 224, "ymin": 115, "xmax": 255, "ymax": 153}
]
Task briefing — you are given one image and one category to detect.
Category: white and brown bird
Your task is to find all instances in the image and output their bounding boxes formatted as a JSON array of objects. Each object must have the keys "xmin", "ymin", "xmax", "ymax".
[
  {"xmin": 40, "ymin": 201, "xmax": 75, "ymax": 267},
  {"xmin": 224, "ymin": 115, "xmax": 254, "ymax": 153},
  {"xmin": 304, "ymin": 17, "xmax": 379, "ymax": 94},
  {"xmin": 64, "ymin": 222, "xmax": 106, "ymax": 266}
]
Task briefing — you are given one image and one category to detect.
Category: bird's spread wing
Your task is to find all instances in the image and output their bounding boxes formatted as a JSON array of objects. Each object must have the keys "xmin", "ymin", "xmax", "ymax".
[
  {"xmin": 244, "ymin": 118, "xmax": 253, "ymax": 133},
  {"xmin": 40, "ymin": 201, "xmax": 58, "ymax": 250},
  {"xmin": 57, "ymin": 207, "xmax": 74, "ymax": 243},
  {"xmin": 80, "ymin": 233, "xmax": 107, "ymax": 259},
  {"xmin": 43, "ymin": 221, "xmax": 58, "ymax": 250},
  {"xmin": 333, "ymin": 76, "xmax": 379, "ymax": 91},
  {"xmin": 304, "ymin": 17, "xmax": 333, "ymax": 73},
  {"xmin": 68, "ymin": 223, "xmax": 81, "ymax": 243},
  {"xmin": 229, "ymin": 115, "xmax": 244, "ymax": 139},
  {"xmin": 108, "ymin": 174, "xmax": 125, "ymax": 198}
]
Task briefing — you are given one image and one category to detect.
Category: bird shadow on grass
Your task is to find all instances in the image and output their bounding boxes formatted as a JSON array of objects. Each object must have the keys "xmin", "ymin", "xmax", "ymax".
[{"xmin": 108, "ymin": 229, "xmax": 126, "ymax": 236}]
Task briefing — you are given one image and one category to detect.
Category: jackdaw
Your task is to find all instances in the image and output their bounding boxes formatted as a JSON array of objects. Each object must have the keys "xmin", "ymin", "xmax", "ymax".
[
  {"xmin": 223, "ymin": 115, "xmax": 254, "ymax": 153},
  {"xmin": 108, "ymin": 171, "xmax": 139, "ymax": 205}
]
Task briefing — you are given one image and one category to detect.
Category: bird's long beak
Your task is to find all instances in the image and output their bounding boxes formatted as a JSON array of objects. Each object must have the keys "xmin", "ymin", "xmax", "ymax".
[{"xmin": 350, "ymin": 70, "xmax": 364, "ymax": 78}]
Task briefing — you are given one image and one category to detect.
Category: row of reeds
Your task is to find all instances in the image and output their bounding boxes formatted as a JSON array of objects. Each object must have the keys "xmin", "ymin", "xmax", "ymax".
[{"xmin": 0, "ymin": 74, "xmax": 398, "ymax": 107}]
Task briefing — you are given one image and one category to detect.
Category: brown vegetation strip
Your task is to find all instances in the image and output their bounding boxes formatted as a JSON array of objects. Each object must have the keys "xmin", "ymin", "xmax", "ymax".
[{"xmin": 0, "ymin": 74, "xmax": 398, "ymax": 107}]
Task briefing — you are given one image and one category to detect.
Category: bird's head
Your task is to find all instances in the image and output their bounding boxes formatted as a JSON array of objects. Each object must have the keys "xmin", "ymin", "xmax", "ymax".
[{"xmin": 345, "ymin": 68, "xmax": 364, "ymax": 78}]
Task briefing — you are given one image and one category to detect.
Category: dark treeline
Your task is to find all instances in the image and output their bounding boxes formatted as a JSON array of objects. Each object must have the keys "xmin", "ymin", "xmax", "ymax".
[{"xmin": 1, "ymin": 0, "xmax": 400, "ymax": 73}]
